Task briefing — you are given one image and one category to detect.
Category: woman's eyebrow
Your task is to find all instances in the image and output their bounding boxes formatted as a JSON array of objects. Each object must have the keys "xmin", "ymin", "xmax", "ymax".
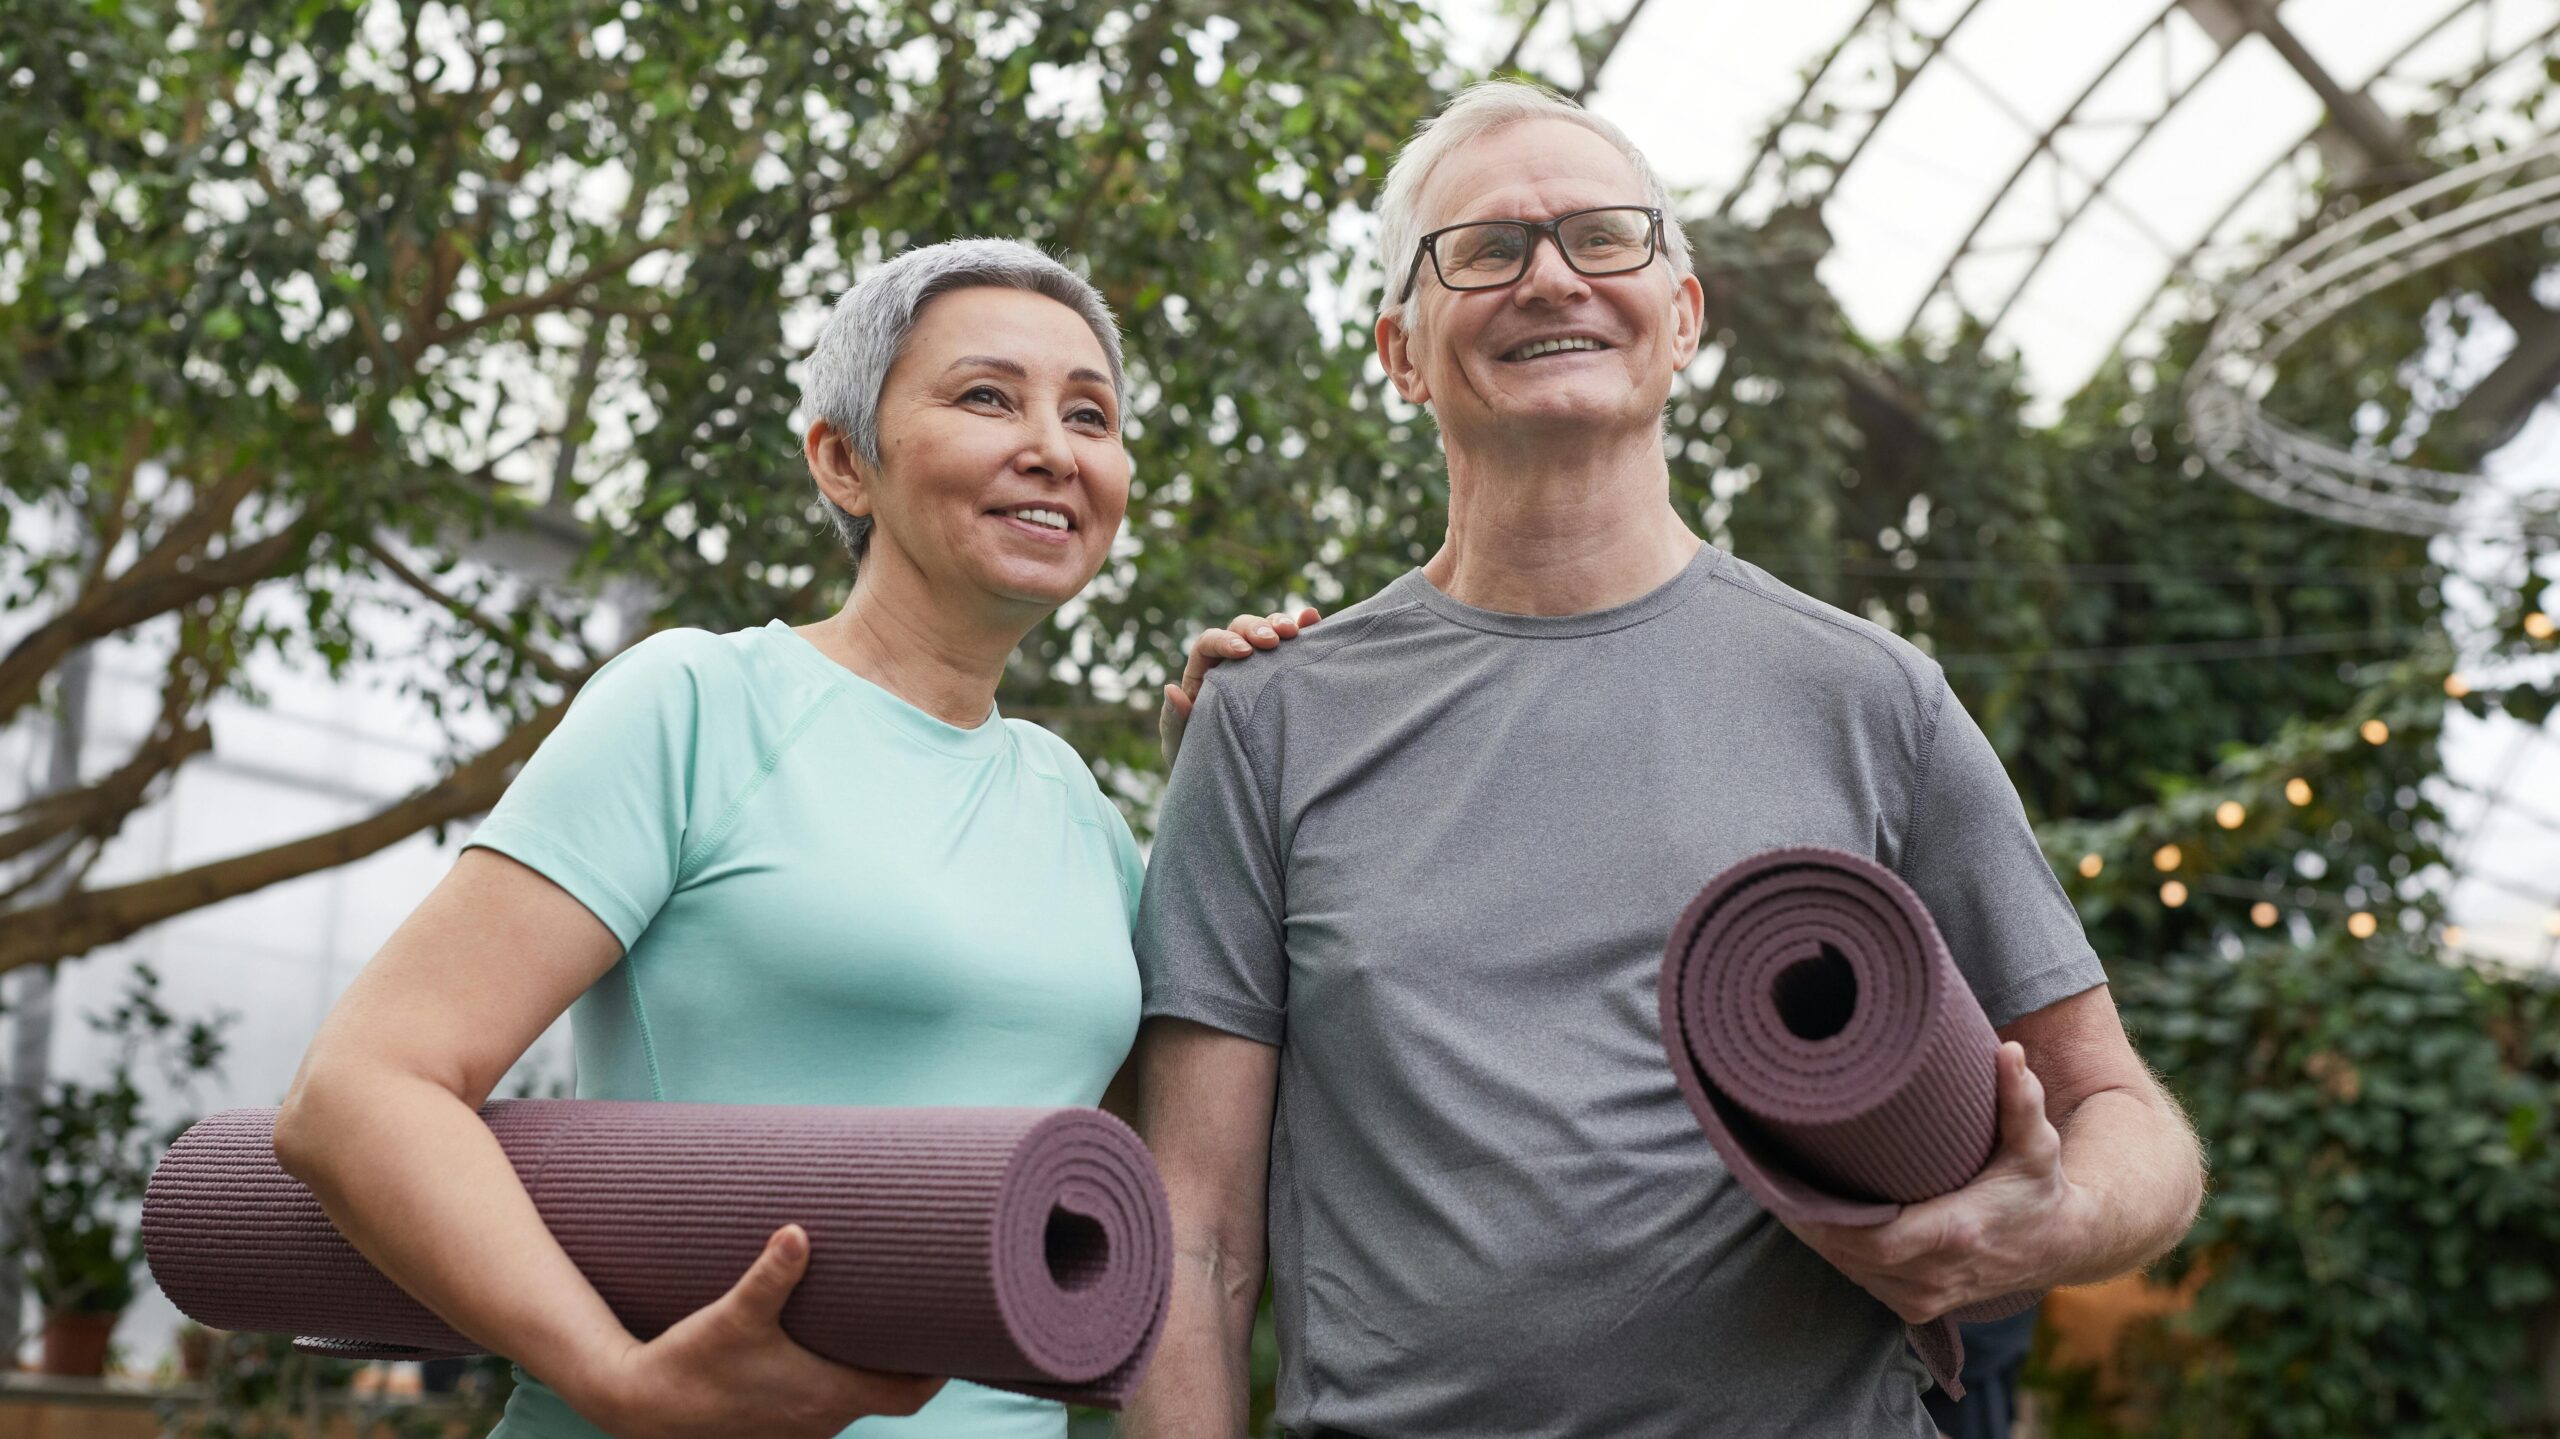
[{"xmin": 944, "ymin": 356, "xmax": 1110, "ymax": 391}]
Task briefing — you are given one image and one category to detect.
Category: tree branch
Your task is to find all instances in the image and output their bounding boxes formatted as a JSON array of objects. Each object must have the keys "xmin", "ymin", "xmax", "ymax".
[
  {"xmin": 1568, "ymin": 0, "xmax": 1654, "ymax": 102},
  {"xmin": 0, "ymin": 713, "xmax": 211, "ymax": 867},
  {"xmin": 415, "ymin": 241, "xmax": 667, "ymax": 352},
  {"xmin": 359, "ymin": 535, "xmax": 574, "ymax": 685},
  {"xmin": 1496, "ymin": 0, "xmax": 1557, "ymax": 74},
  {"xmin": 0, "ymin": 519, "xmax": 308, "ymax": 730},
  {"xmin": 0, "ymin": 672, "xmax": 599, "ymax": 978}
]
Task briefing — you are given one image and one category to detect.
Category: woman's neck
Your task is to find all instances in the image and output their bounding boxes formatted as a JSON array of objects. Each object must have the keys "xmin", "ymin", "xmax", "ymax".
[
  {"xmin": 1424, "ymin": 424, "xmax": 1702, "ymax": 616},
  {"xmin": 797, "ymin": 558, "xmax": 1029, "ymax": 728}
]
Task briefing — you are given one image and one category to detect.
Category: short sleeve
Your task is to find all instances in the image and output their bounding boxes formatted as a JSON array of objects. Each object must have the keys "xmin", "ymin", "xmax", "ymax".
[
  {"xmin": 1133, "ymin": 677, "xmax": 1289, "ymax": 1045},
  {"xmin": 1895, "ymin": 676, "xmax": 2108, "ymax": 1027},
  {"xmin": 464, "ymin": 631, "xmax": 721, "ymax": 950},
  {"xmin": 1091, "ymin": 787, "xmax": 1148, "ymax": 931}
]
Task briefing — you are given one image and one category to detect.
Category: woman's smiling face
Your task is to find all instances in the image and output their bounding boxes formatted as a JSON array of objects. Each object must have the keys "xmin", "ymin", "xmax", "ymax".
[{"xmin": 852, "ymin": 285, "xmax": 1131, "ymax": 615}]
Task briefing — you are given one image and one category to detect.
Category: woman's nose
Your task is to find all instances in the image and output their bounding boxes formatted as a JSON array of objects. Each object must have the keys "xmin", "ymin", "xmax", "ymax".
[{"xmin": 1019, "ymin": 413, "xmax": 1080, "ymax": 481}]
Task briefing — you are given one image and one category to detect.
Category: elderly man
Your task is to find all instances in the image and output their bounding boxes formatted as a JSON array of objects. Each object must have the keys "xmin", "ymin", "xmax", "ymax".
[{"xmin": 1125, "ymin": 81, "xmax": 2203, "ymax": 1439}]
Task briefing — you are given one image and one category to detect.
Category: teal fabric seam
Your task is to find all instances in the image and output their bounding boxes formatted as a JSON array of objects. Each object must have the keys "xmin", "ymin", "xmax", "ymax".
[
  {"xmin": 676, "ymin": 686, "xmax": 845, "ymax": 883},
  {"xmin": 623, "ymin": 957, "xmax": 667, "ymax": 1102},
  {"xmin": 627, "ymin": 685, "xmax": 841, "ymax": 1104}
]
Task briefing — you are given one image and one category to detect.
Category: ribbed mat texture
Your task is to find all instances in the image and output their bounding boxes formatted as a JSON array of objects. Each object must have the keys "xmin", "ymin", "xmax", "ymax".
[
  {"xmin": 142, "ymin": 1101, "xmax": 1171, "ymax": 1409},
  {"xmin": 1658, "ymin": 846, "xmax": 2043, "ymax": 1397}
]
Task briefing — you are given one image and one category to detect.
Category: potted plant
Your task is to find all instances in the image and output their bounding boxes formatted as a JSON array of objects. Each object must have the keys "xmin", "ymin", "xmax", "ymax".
[{"xmin": 13, "ymin": 964, "xmax": 231, "ymax": 1377}]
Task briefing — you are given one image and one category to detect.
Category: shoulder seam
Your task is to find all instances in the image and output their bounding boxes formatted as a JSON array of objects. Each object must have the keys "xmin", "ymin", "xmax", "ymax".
[
  {"xmin": 675, "ymin": 681, "xmax": 845, "ymax": 882},
  {"xmin": 1231, "ymin": 598, "xmax": 1424, "ymax": 839},
  {"xmin": 1710, "ymin": 566, "xmax": 1936, "ymax": 717},
  {"xmin": 1894, "ymin": 680, "xmax": 1953, "ymax": 883},
  {"xmin": 1232, "ymin": 596, "xmax": 1425, "ymax": 737}
]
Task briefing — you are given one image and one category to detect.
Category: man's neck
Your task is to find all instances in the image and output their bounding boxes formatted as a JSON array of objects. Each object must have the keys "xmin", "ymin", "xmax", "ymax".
[{"xmin": 1423, "ymin": 424, "xmax": 1704, "ymax": 617}]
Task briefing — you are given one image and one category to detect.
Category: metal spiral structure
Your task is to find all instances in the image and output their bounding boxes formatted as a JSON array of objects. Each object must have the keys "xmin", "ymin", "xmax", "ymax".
[{"xmin": 2187, "ymin": 132, "xmax": 2560, "ymax": 537}]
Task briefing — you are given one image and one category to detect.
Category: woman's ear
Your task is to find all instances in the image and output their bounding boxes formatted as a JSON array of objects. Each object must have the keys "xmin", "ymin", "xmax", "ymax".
[{"xmin": 805, "ymin": 420, "xmax": 873, "ymax": 519}]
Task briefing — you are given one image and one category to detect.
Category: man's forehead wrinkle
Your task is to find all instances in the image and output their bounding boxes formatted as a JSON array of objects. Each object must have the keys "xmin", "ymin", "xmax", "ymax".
[{"xmin": 1419, "ymin": 144, "xmax": 1647, "ymax": 233}]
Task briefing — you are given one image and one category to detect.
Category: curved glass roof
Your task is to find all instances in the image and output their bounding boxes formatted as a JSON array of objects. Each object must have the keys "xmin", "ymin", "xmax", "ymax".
[{"xmin": 1458, "ymin": 0, "xmax": 2560, "ymax": 398}]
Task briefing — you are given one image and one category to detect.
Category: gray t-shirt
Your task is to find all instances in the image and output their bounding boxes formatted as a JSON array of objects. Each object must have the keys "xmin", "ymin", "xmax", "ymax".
[{"xmin": 1136, "ymin": 541, "xmax": 2107, "ymax": 1439}]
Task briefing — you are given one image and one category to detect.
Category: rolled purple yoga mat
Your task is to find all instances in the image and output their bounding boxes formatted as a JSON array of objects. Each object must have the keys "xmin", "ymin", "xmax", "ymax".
[
  {"xmin": 142, "ymin": 1101, "xmax": 1171, "ymax": 1409},
  {"xmin": 1657, "ymin": 846, "xmax": 2040, "ymax": 1398}
]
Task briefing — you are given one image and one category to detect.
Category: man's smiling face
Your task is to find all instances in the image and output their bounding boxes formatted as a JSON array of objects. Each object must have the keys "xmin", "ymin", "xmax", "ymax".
[{"xmin": 1383, "ymin": 118, "xmax": 1703, "ymax": 450}]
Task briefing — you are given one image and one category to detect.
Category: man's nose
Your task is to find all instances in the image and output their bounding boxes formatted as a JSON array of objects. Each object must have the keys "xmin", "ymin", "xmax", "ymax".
[{"xmin": 1513, "ymin": 231, "xmax": 1590, "ymax": 305}]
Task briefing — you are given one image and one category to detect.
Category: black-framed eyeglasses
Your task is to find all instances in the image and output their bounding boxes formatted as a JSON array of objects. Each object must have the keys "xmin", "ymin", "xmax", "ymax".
[{"xmin": 1398, "ymin": 205, "xmax": 1664, "ymax": 304}]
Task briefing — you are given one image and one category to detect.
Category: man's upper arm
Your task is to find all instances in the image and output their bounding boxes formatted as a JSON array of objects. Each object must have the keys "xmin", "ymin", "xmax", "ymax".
[
  {"xmin": 1895, "ymin": 673, "xmax": 2108, "ymax": 1026},
  {"xmin": 1136, "ymin": 674, "xmax": 1290, "ymax": 1042}
]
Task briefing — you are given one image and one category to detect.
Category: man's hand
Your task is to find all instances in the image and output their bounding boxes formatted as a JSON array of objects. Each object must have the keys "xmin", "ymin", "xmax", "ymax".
[
  {"xmin": 1782, "ymin": 1042, "xmax": 2082, "ymax": 1324},
  {"xmin": 1159, "ymin": 607, "xmax": 1322, "ymax": 767}
]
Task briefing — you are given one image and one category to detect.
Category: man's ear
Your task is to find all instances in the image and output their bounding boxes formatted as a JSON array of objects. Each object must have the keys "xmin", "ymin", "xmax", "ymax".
[
  {"xmin": 804, "ymin": 420, "xmax": 873, "ymax": 519},
  {"xmin": 1376, "ymin": 312, "xmax": 1432, "ymax": 406},
  {"xmin": 1669, "ymin": 270, "xmax": 1706, "ymax": 368}
]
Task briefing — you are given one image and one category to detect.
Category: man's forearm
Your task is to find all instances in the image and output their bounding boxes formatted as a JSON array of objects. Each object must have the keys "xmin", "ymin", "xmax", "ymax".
[
  {"xmin": 1120, "ymin": 1250, "xmax": 1257, "ymax": 1438},
  {"xmin": 2044, "ymin": 1081, "xmax": 2205, "ymax": 1288}
]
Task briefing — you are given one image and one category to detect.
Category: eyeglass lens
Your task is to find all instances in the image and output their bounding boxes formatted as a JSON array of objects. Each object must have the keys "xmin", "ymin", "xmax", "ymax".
[{"xmin": 1437, "ymin": 209, "xmax": 1654, "ymax": 288}]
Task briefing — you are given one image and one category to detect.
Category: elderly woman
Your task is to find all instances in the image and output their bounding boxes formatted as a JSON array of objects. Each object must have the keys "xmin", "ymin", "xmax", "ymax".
[{"xmin": 273, "ymin": 239, "xmax": 1313, "ymax": 1439}]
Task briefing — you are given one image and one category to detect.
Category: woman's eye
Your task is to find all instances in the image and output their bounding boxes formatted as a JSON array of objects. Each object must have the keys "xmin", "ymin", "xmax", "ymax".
[
  {"xmin": 1073, "ymin": 407, "xmax": 1113, "ymax": 429},
  {"xmin": 962, "ymin": 385, "xmax": 1009, "ymax": 407}
]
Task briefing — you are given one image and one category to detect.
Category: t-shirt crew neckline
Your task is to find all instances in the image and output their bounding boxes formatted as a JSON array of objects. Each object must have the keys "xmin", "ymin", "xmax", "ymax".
[
  {"xmin": 760, "ymin": 618, "xmax": 1008, "ymax": 759},
  {"xmin": 1395, "ymin": 540, "xmax": 1727, "ymax": 638}
]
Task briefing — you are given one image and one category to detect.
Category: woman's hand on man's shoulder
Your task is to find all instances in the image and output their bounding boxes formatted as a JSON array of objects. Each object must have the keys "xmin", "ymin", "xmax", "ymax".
[{"xmin": 1158, "ymin": 606, "xmax": 1323, "ymax": 768}]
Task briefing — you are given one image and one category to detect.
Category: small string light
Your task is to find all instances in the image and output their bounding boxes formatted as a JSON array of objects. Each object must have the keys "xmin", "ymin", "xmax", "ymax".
[
  {"xmin": 2547, "ymin": 912, "xmax": 2560, "ymax": 938},
  {"xmin": 2161, "ymin": 880, "xmax": 2189, "ymax": 907},
  {"xmin": 2153, "ymin": 843, "xmax": 2183, "ymax": 871},
  {"xmin": 2215, "ymin": 800, "xmax": 2246, "ymax": 829},
  {"xmin": 2077, "ymin": 853, "xmax": 2103, "ymax": 878},
  {"xmin": 2251, "ymin": 902, "xmax": 2279, "ymax": 927},
  {"xmin": 2347, "ymin": 911, "xmax": 2378, "ymax": 938},
  {"xmin": 2443, "ymin": 925, "xmax": 2465, "ymax": 948},
  {"xmin": 2445, "ymin": 673, "xmax": 2470, "ymax": 698},
  {"xmin": 2527, "ymin": 611, "xmax": 2555, "ymax": 640},
  {"xmin": 2360, "ymin": 719, "xmax": 2390, "ymax": 745},
  {"xmin": 2285, "ymin": 777, "xmax": 2313, "ymax": 806}
]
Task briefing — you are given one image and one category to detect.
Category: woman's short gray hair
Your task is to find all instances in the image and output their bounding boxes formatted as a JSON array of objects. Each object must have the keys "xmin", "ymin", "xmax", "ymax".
[
  {"xmin": 1375, "ymin": 79, "xmax": 1693, "ymax": 332},
  {"xmin": 799, "ymin": 237, "xmax": 1127, "ymax": 561}
]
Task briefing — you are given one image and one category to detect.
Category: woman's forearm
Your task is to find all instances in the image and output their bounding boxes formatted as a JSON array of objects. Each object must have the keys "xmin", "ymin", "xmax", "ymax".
[{"xmin": 273, "ymin": 1067, "xmax": 636, "ymax": 1420}]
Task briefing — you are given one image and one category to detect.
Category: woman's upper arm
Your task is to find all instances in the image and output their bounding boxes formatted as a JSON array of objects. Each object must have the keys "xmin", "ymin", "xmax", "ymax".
[{"xmin": 286, "ymin": 848, "xmax": 626, "ymax": 1117}]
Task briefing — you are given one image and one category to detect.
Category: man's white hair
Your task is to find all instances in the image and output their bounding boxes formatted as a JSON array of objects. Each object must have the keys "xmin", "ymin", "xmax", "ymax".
[
  {"xmin": 799, "ymin": 237, "xmax": 1125, "ymax": 562},
  {"xmin": 1375, "ymin": 79, "xmax": 1693, "ymax": 332}
]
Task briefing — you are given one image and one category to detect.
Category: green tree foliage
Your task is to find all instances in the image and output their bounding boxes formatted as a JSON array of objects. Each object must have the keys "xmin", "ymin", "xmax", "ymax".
[{"xmin": 0, "ymin": 0, "xmax": 1439, "ymax": 973}]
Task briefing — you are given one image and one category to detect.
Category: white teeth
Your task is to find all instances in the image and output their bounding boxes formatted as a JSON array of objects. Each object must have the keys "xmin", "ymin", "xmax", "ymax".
[
  {"xmin": 1002, "ymin": 507, "xmax": 1070, "ymax": 531},
  {"xmin": 1506, "ymin": 336, "xmax": 1607, "ymax": 360}
]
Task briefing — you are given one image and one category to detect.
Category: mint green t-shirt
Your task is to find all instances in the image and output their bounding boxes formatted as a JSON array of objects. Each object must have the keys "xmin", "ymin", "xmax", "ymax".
[{"xmin": 463, "ymin": 620, "xmax": 1145, "ymax": 1439}]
